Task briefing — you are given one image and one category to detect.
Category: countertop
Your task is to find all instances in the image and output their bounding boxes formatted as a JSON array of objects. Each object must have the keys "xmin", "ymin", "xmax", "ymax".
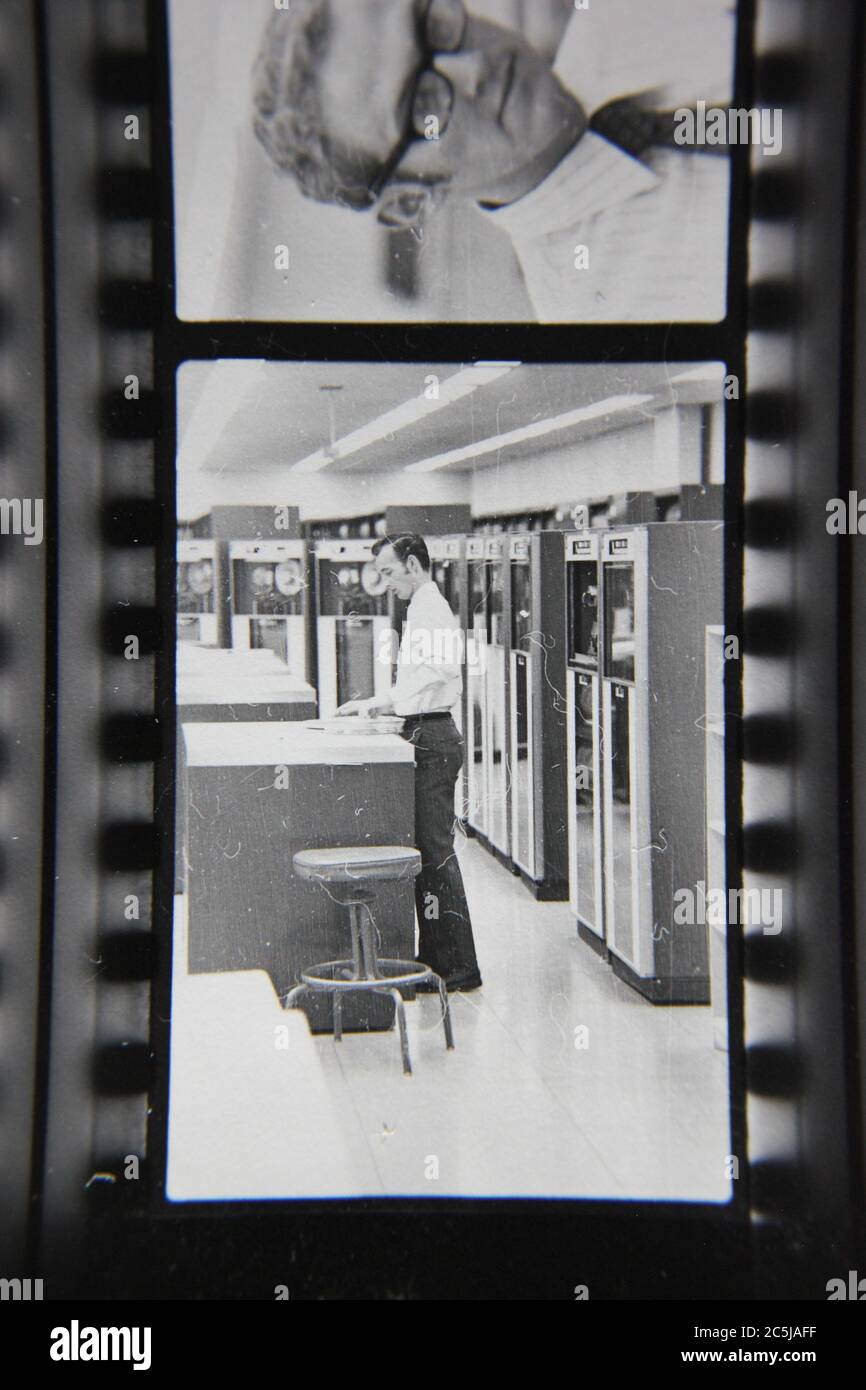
[
  {"xmin": 178, "ymin": 675, "xmax": 316, "ymax": 706},
  {"xmin": 183, "ymin": 721, "xmax": 414, "ymax": 768},
  {"xmin": 179, "ymin": 645, "xmax": 278, "ymax": 665},
  {"xmin": 177, "ymin": 647, "xmax": 316, "ymax": 706}
]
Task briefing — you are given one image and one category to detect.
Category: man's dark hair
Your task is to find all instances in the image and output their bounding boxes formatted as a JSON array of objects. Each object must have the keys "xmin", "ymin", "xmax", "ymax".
[
  {"xmin": 251, "ymin": 2, "xmax": 378, "ymax": 211},
  {"xmin": 372, "ymin": 534, "xmax": 431, "ymax": 573}
]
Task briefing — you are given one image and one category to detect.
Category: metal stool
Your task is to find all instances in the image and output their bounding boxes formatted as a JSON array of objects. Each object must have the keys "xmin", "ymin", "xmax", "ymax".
[{"xmin": 283, "ymin": 846, "xmax": 454, "ymax": 1075}]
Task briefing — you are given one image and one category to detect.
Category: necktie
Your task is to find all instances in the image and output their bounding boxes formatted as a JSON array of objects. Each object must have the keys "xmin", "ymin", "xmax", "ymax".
[{"xmin": 589, "ymin": 97, "xmax": 730, "ymax": 157}]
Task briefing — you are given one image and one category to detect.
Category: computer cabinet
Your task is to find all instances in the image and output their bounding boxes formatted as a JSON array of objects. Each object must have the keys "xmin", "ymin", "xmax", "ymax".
[
  {"xmin": 600, "ymin": 523, "xmax": 723, "ymax": 1003},
  {"xmin": 565, "ymin": 531, "xmax": 605, "ymax": 943},
  {"xmin": 229, "ymin": 538, "xmax": 311, "ymax": 683},
  {"xmin": 428, "ymin": 535, "xmax": 469, "ymax": 821},
  {"xmin": 177, "ymin": 540, "xmax": 218, "ymax": 645},
  {"xmin": 313, "ymin": 539, "xmax": 392, "ymax": 719},
  {"xmin": 508, "ymin": 532, "xmax": 568, "ymax": 898},
  {"xmin": 465, "ymin": 535, "xmax": 511, "ymax": 866}
]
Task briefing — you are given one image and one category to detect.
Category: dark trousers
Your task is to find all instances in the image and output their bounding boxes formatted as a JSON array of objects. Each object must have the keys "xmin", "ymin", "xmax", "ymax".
[{"xmin": 401, "ymin": 714, "xmax": 481, "ymax": 980}]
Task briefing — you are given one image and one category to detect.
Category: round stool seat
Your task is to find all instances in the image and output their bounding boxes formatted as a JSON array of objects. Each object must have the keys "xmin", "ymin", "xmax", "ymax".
[{"xmin": 293, "ymin": 845, "xmax": 422, "ymax": 885}]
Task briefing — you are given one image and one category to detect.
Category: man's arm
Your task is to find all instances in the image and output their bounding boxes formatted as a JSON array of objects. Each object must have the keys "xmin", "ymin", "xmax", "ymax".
[
  {"xmin": 336, "ymin": 606, "xmax": 462, "ymax": 716},
  {"xmin": 336, "ymin": 654, "xmax": 453, "ymax": 717}
]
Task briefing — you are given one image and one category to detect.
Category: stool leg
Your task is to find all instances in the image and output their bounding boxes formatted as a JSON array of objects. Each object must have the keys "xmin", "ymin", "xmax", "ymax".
[
  {"xmin": 359, "ymin": 905, "xmax": 381, "ymax": 980},
  {"xmin": 348, "ymin": 905, "xmax": 364, "ymax": 980},
  {"xmin": 332, "ymin": 989, "xmax": 343, "ymax": 1043},
  {"xmin": 386, "ymin": 988, "xmax": 412, "ymax": 1075},
  {"xmin": 283, "ymin": 983, "xmax": 308, "ymax": 1011},
  {"xmin": 436, "ymin": 976, "xmax": 455, "ymax": 1051}
]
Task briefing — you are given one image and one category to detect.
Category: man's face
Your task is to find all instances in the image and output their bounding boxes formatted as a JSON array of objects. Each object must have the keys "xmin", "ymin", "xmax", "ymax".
[
  {"xmin": 374, "ymin": 545, "xmax": 415, "ymax": 600},
  {"xmin": 317, "ymin": 0, "xmax": 583, "ymax": 206}
]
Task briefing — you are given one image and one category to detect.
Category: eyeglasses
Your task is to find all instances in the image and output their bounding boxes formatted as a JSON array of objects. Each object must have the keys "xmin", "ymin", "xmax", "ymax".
[
  {"xmin": 411, "ymin": 0, "xmax": 466, "ymax": 134},
  {"xmin": 367, "ymin": 0, "xmax": 467, "ymax": 203}
]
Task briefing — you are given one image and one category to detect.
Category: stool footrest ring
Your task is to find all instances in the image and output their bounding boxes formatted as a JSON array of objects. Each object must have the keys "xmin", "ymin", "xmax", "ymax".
[{"xmin": 300, "ymin": 958, "xmax": 434, "ymax": 991}]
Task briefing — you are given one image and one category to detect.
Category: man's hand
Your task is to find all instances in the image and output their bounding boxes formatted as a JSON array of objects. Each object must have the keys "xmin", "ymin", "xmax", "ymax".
[
  {"xmin": 335, "ymin": 698, "xmax": 375, "ymax": 718},
  {"xmin": 336, "ymin": 694, "xmax": 396, "ymax": 718}
]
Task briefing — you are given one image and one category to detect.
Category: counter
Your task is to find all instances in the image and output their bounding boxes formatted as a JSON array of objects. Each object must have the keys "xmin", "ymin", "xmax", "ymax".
[
  {"xmin": 177, "ymin": 645, "xmax": 317, "ymax": 723},
  {"xmin": 175, "ymin": 647, "xmax": 317, "ymax": 891},
  {"xmin": 181, "ymin": 723, "xmax": 417, "ymax": 1032}
]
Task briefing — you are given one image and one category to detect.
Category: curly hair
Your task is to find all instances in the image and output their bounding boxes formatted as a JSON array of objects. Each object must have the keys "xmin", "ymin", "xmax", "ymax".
[{"xmin": 251, "ymin": 2, "xmax": 377, "ymax": 211}]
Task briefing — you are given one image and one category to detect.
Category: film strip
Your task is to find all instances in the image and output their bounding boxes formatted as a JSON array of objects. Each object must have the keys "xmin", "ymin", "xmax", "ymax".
[
  {"xmin": 0, "ymin": 0, "xmax": 50, "ymax": 1274},
  {"xmin": 36, "ymin": 0, "xmax": 159, "ymax": 1272},
  {"xmin": 740, "ymin": 0, "xmax": 864, "ymax": 1286},
  {"xmin": 3, "ymin": 0, "xmax": 862, "ymax": 1300}
]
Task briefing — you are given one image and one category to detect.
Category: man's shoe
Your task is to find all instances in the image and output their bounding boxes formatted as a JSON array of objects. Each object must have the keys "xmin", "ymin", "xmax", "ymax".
[
  {"xmin": 447, "ymin": 972, "xmax": 483, "ymax": 993},
  {"xmin": 414, "ymin": 971, "xmax": 483, "ymax": 994}
]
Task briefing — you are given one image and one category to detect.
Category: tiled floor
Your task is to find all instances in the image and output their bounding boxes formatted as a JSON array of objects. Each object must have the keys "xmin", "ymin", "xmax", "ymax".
[{"xmin": 167, "ymin": 837, "xmax": 732, "ymax": 1203}]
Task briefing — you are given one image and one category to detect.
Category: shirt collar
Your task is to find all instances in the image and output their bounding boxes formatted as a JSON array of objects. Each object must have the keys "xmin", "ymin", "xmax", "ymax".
[
  {"xmin": 477, "ymin": 130, "xmax": 659, "ymax": 240},
  {"xmin": 407, "ymin": 579, "xmax": 438, "ymax": 606}
]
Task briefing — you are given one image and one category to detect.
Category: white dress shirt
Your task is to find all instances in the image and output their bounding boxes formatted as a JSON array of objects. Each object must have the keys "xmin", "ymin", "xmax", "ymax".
[
  {"xmin": 390, "ymin": 580, "xmax": 463, "ymax": 717},
  {"xmin": 479, "ymin": 0, "xmax": 736, "ymax": 323}
]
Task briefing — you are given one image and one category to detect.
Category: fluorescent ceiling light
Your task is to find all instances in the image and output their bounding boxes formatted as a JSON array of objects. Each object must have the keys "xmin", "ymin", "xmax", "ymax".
[
  {"xmin": 179, "ymin": 361, "xmax": 267, "ymax": 476},
  {"xmin": 404, "ymin": 393, "xmax": 655, "ymax": 473},
  {"xmin": 668, "ymin": 363, "xmax": 726, "ymax": 385},
  {"xmin": 291, "ymin": 362, "xmax": 519, "ymax": 474}
]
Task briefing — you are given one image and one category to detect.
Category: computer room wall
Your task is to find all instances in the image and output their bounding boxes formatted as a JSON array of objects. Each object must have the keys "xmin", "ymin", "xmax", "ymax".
[{"xmin": 468, "ymin": 403, "xmax": 723, "ymax": 515}]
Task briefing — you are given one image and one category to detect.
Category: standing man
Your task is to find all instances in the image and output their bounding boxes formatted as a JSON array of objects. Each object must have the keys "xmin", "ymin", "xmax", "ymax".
[{"xmin": 337, "ymin": 534, "xmax": 482, "ymax": 992}]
